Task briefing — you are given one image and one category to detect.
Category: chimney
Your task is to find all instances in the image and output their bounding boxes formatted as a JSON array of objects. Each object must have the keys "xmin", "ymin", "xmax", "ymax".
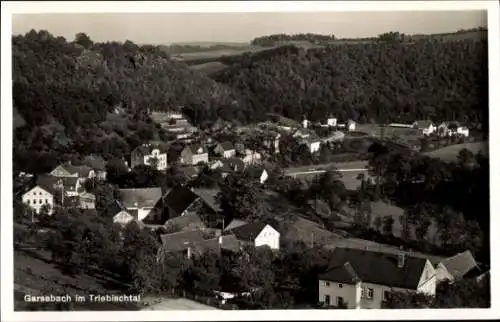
[
  {"xmin": 302, "ymin": 119, "xmax": 308, "ymax": 129},
  {"xmin": 398, "ymin": 247, "xmax": 405, "ymax": 268},
  {"xmin": 187, "ymin": 247, "xmax": 192, "ymax": 259}
]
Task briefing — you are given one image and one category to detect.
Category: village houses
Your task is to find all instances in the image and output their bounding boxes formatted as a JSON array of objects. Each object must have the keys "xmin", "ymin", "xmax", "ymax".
[
  {"xmin": 437, "ymin": 121, "xmax": 470, "ymax": 137},
  {"xmin": 117, "ymin": 187, "xmax": 164, "ymax": 222},
  {"xmin": 435, "ymin": 250, "xmax": 481, "ymax": 284},
  {"xmin": 180, "ymin": 144, "xmax": 209, "ymax": 165},
  {"xmin": 131, "ymin": 143, "xmax": 168, "ymax": 171},
  {"xmin": 317, "ymin": 248, "xmax": 436, "ymax": 309}
]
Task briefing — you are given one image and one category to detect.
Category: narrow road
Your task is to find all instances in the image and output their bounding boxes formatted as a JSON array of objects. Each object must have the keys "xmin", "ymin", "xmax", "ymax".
[{"xmin": 284, "ymin": 160, "xmax": 369, "ymax": 177}]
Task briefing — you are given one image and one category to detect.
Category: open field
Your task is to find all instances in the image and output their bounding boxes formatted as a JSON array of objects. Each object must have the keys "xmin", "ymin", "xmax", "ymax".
[
  {"xmin": 171, "ymin": 46, "xmax": 267, "ymax": 61},
  {"xmin": 189, "ymin": 61, "xmax": 228, "ymax": 74},
  {"xmin": 424, "ymin": 141, "xmax": 488, "ymax": 162},
  {"xmin": 140, "ymin": 297, "xmax": 220, "ymax": 310}
]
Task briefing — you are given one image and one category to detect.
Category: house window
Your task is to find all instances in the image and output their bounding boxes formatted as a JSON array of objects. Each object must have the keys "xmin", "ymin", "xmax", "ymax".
[
  {"xmin": 45, "ymin": 199, "xmax": 48, "ymax": 204},
  {"xmin": 26, "ymin": 200, "xmax": 30, "ymax": 204},
  {"xmin": 383, "ymin": 291, "xmax": 391, "ymax": 301},
  {"xmin": 338, "ymin": 283, "xmax": 343, "ymax": 288},
  {"xmin": 337, "ymin": 296, "xmax": 344, "ymax": 307},
  {"xmin": 325, "ymin": 281, "xmax": 330, "ymax": 287},
  {"xmin": 361, "ymin": 288, "xmax": 365, "ymax": 298},
  {"xmin": 367, "ymin": 288, "xmax": 374, "ymax": 299},
  {"xmin": 324, "ymin": 295, "xmax": 330, "ymax": 305}
]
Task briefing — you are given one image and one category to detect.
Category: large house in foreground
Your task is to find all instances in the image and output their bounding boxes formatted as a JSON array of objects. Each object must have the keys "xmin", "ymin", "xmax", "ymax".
[
  {"xmin": 435, "ymin": 250, "xmax": 480, "ymax": 284},
  {"xmin": 318, "ymin": 248, "xmax": 436, "ymax": 309}
]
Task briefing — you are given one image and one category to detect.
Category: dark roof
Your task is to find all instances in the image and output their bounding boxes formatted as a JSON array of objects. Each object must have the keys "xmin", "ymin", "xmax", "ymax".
[
  {"xmin": 186, "ymin": 144, "xmax": 207, "ymax": 155},
  {"xmin": 119, "ymin": 187, "xmax": 163, "ymax": 209},
  {"xmin": 192, "ymin": 188, "xmax": 221, "ymax": 212},
  {"xmin": 105, "ymin": 199, "xmax": 127, "ymax": 216},
  {"xmin": 195, "ymin": 235, "xmax": 241, "ymax": 254},
  {"xmin": 218, "ymin": 141, "xmax": 235, "ymax": 151},
  {"xmin": 36, "ymin": 174, "xmax": 79, "ymax": 193},
  {"xmin": 160, "ymin": 230, "xmax": 206, "ymax": 252},
  {"xmin": 163, "ymin": 186, "xmax": 199, "ymax": 216},
  {"xmin": 59, "ymin": 164, "xmax": 93, "ymax": 178},
  {"xmin": 82, "ymin": 155, "xmax": 107, "ymax": 171},
  {"xmin": 318, "ymin": 247, "xmax": 428, "ymax": 290},
  {"xmin": 320, "ymin": 262, "xmax": 361, "ymax": 285},
  {"xmin": 225, "ymin": 158, "xmax": 245, "ymax": 171},
  {"xmin": 440, "ymin": 250, "xmax": 478, "ymax": 280},
  {"xmin": 413, "ymin": 120, "xmax": 434, "ymax": 129},
  {"xmin": 133, "ymin": 143, "xmax": 168, "ymax": 155},
  {"xmin": 227, "ymin": 222, "xmax": 268, "ymax": 242}
]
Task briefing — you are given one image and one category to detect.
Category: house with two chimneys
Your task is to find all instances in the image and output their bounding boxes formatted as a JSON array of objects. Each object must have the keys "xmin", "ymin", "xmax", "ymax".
[
  {"xmin": 318, "ymin": 247, "xmax": 436, "ymax": 309},
  {"xmin": 180, "ymin": 144, "xmax": 209, "ymax": 165},
  {"xmin": 131, "ymin": 143, "xmax": 168, "ymax": 171}
]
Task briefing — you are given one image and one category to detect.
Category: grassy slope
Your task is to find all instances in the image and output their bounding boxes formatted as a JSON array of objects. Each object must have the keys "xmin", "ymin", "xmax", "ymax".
[
  {"xmin": 423, "ymin": 141, "xmax": 488, "ymax": 162},
  {"xmin": 14, "ymin": 249, "xmax": 140, "ymax": 310}
]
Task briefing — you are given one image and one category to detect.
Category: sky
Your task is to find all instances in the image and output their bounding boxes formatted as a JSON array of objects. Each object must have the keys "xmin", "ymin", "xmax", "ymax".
[{"xmin": 12, "ymin": 11, "xmax": 487, "ymax": 45}]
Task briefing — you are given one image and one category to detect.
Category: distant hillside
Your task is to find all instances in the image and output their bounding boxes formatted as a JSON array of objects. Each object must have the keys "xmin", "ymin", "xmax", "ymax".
[
  {"xmin": 12, "ymin": 30, "xmax": 242, "ymax": 173},
  {"xmin": 210, "ymin": 33, "xmax": 488, "ymax": 128}
]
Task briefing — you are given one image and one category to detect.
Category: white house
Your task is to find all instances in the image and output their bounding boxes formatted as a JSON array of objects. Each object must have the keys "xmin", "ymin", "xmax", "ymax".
[
  {"xmin": 226, "ymin": 222, "xmax": 280, "ymax": 250},
  {"xmin": 347, "ymin": 119, "xmax": 357, "ymax": 132},
  {"xmin": 131, "ymin": 144, "xmax": 168, "ymax": 171},
  {"xmin": 118, "ymin": 187, "xmax": 163, "ymax": 222},
  {"xmin": 412, "ymin": 120, "xmax": 436, "ymax": 136},
  {"xmin": 327, "ymin": 117, "xmax": 338, "ymax": 127},
  {"xmin": 22, "ymin": 185, "xmax": 55, "ymax": 215},
  {"xmin": 318, "ymin": 248, "xmax": 436, "ymax": 309},
  {"xmin": 302, "ymin": 119, "xmax": 309, "ymax": 129}
]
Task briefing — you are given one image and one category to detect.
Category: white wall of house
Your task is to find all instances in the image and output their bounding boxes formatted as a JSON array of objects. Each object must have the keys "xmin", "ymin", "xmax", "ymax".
[
  {"xmin": 309, "ymin": 141, "xmax": 321, "ymax": 153},
  {"xmin": 254, "ymin": 225, "xmax": 280, "ymax": 250},
  {"xmin": 457, "ymin": 127, "xmax": 470, "ymax": 137},
  {"xmin": 327, "ymin": 118, "xmax": 337, "ymax": 127},
  {"xmin": 318, "ymin": 280, "xmax": 361, "ymax": 309},
  {"xmin": 113, "ymin": 210, "xmax": 135, "ymax": 226},
  {"xmin": 348, "ymin": 121, "xmax": 357, "ymax": 132},
  {"xmin": 416, "ymin": 260, "xmax": 437, "ymax": 296},
  {"xmin": 260, "ymin": 170, "xmax": 269, "ymax": 184},
  {"xmin": 223, "ymin": 149, "xmax": 236, "ymax": 158},
  {"xmin": 144, "ymin": 150, "xmax": 168, "ymax": 171},
  {"xmin": 22, "ymin": 186, "xmax": 54, "ymax": 215},
  {"xmin": 243, "ymin": 152, "xmax": 261, "ymax": 165},
  {"xmin": 192, "ymin": 153, "xmax": 209, "ymax": 165},
  {"xmin": 129, "ymin": 207, "xmax": 154, "ymax": 221}
]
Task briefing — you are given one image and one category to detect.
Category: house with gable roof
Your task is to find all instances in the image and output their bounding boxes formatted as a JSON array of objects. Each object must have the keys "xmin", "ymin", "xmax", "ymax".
[
  {"xmin": 435, "ymin": 250, "xmax": 480, "ymax": 283},
  {"xmin": 224, "ymin": 222, "xmax": 280, "ymax": 250},
  {"xmin": 22, "ymin": 184, "xmax": 56, "ymax": 215},
  {"xmin": 214, "ymin": 142, "xmax": 236, "ymax": 158},
  {"xmin": 180, "ymin": 144, "xmax": 209, "ymax": 165},
  {"xmin": 318, "ymin": 247, "xmax": 436, "ymax": 309},
  {"xmin": 50, "ymin": 162, "xmax": 95, "ymax": 180},
  {"xmin": 82, "ymin": 155, "xmax": 107, "ymax": 180},
  {"xmin": 118, "ymin": 187, "xmax": 163, "ymax": 222}
]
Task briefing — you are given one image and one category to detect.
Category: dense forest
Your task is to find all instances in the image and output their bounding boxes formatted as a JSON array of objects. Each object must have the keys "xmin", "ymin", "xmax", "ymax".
[
  {"xmin": 12, "ymin": 30, "xmax": 242, "ymax": 174},
  {"xmin": 212, "ymin": 37, "xmax": 488, "ymax": 127}
]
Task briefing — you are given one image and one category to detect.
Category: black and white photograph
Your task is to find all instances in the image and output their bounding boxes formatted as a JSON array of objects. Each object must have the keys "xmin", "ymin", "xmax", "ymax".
[{"xmin": 1, "ymin": 1, "xmax": 499, "ymax": 320}]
